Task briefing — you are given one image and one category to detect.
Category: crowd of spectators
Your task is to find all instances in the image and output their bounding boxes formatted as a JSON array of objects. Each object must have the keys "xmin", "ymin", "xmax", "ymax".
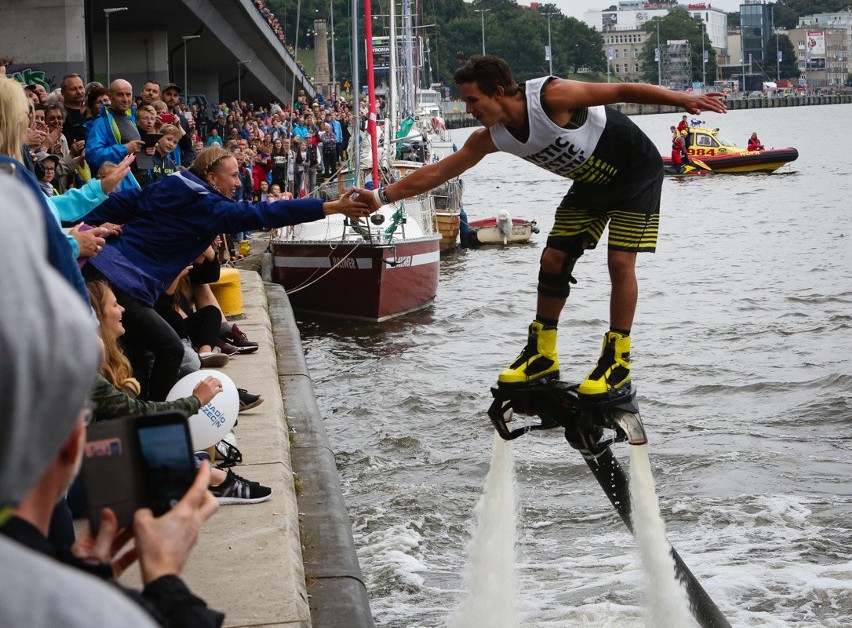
[
  {"xmin": 251, "ymin": 0, "xmax": 311, "ymax": 79},
  {"xmin": 18, "ymin": 68, "xmax": 356, "ymax": 256},
  {"xmin": 0, "ymin": 59, "xmax": 373, "ymax": 625}
]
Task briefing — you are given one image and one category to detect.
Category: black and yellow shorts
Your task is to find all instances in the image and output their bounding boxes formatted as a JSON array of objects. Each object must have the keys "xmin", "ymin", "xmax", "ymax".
[{"xmin": 549, "ymin": 173, "xmax": 662, "ymax": 253}]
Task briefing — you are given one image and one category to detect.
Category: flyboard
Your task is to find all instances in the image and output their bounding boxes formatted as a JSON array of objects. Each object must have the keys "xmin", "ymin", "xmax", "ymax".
[{"xmin": 488, "ymin": 378, "xmax": 731, "ymax": 628}]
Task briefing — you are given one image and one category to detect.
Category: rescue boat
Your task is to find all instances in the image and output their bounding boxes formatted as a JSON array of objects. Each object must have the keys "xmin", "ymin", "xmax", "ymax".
[{"xmin": 662, "ymin": 127, "xmax": 798, "ymax": 174}]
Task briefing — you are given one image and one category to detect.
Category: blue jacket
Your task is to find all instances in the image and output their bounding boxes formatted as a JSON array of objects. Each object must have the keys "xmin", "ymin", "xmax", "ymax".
[
  {"xmin": 330, "ymin": 119, "xmax": 343, "ymax": 143},
  {"xmin": 84, "ymin": 170, "xmax": 325, "ymax": 306},
  {"xmin": 85, "ymin": 105, "xmax": 141, "ymax": 192}
]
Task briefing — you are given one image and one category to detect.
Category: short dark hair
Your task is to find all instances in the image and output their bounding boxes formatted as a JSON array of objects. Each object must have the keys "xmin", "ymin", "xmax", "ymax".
[
  {"xmin": 61, "ymin": 74, "xmax": 82, "ymax": 89},
  {"xmin": 86, "ymin": 86, "xmax": 109, "ymax": 112},
  {"xmin": 453, "ymin": 55, "xmax": 518, "ymax": 97}
]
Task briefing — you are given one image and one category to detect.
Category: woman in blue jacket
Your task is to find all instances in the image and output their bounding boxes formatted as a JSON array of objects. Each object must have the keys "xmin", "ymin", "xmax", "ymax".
[{"xmin": 84, "ymin": 145, "xmax": 372, "ymax": 400}]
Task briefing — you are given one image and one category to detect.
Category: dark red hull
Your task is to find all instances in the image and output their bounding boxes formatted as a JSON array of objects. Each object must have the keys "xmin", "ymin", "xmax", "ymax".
[{"xmin": 270, "ymin": 237, "xmax": 441, "ymax": 321}]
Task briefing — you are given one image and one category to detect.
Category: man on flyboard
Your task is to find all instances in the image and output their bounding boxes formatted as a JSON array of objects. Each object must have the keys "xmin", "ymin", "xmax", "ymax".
[{"xmin": 354, "ymin": 55, "xmax": 727, "ymax": 396}]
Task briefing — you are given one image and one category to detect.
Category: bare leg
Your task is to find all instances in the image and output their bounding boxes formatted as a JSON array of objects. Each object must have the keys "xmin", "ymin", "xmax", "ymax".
[
  {"xmin": 192, "ymin": 283, "xmax": 228, "ymax": 325},
  {"xmin": 607, "ymin": 249, "xmax": 638, "ymax": 330}
]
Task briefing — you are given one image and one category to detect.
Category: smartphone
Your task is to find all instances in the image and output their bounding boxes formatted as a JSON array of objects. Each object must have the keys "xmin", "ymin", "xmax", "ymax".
[
  {"xmin": 160, "ymin": 113, "xmax": 177, "ymax": 124},
  {"xmin": 83, "ymin": 411, "xmax": 197, "ymax": 532}
]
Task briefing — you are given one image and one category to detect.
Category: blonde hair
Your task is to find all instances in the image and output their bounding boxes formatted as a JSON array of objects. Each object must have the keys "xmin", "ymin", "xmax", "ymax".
[
  {"xmin": 86, "ymin": 281, "xmax": 135, "ymax": 391},
  {"xmin": 137, "ymin": 104, "xmax": 156, "ymax": 118},
  {"xmin": 188, "ymin": 145, "xmax": 233, "ymax": 181},
  {"xmin": 158, "ymin": 123, "xmax": 181, "ymax": 139},
  {"xmin": 97, "ymin": 162, "xmax": 117, "ymax": 179},
  {"xmin": 0, "ymin": 78, "xmax": 30, "ymax": 159},
  {"xmin": 150, "ymin": 99, "xmax": 167, "ymax": 113}
]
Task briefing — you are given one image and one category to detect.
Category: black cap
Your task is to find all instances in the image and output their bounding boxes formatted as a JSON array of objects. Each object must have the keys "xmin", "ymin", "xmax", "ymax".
[{"xmin": 163, "ymin": 82, "xmax": 182, "ymax": 94}]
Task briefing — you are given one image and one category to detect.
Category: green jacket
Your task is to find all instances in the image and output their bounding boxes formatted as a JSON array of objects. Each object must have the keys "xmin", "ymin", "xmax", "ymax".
[{"xmin": 91, "ymin": 373, "xmax": 201, "ymax": 422}]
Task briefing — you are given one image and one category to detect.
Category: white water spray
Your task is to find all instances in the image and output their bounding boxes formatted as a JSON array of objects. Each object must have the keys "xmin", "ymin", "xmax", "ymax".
[
  {"xmin": 629, "ymin": 444, "xmax": 696, "ymax": 628},
  {"xmin": 448, "ymin": 432, "xmax": 519, "ymax": 628}
]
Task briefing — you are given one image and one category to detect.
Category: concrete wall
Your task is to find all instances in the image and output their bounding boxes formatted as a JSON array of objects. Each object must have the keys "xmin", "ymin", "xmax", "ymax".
[
  {"xmin": 1, "ymin": 0, "xmax": 86, "ymax": 89},
  {"xmin": 89, "ymin": 30, "xmax": 170, "ymax": 92}
]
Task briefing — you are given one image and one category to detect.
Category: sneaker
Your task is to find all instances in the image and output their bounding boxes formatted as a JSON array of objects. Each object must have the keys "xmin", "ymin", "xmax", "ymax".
[
  {"xmin": 221, "ymin": 324, "xmax": 259, "ymax": 353},
  {"xmin": 210, "ymin": 469, "xmax": 272, "ymax": 505},
  {"xmin": 216, "ymin": 339, "xmax": 240, "ymax": 356},
  {"xmin": 498, "ymin": 321, "xmax": 560, "ymax": 388},
  {"xmin": 578, "ymin": 331, "xmax": 631, "ymax": 396},
  {"xmin": 238, "ymin": 388, "xmax": 264, "ymax": 411},
  {"xmin": 199, "ymin": 350, "xmax": 229, "ymax": 368}
]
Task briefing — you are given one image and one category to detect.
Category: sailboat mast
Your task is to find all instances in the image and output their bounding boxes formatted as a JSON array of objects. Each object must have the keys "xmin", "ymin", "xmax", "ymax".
[
  {"xmin": 351, "ymin": 0, "xmax": 361, "ymax": 178},
  {"xmin": 363, "ymin": 0, "xmax": 379, "ymax": 185},
  {"xmin": 388, "ymin": 0, "xmax": 398, "ymax": 142},
  {"xmin": 402, "ymin": 0, "xmax": 414, "ymax": 117}
]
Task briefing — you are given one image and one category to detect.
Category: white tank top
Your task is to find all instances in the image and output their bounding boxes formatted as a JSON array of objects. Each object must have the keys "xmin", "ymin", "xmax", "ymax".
[{"xmin": 489, "ymin": 77, "xmax": 615, "ymax": 184}]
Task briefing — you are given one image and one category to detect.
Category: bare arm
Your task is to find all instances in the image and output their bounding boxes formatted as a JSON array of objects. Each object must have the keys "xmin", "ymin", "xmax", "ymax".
[
  {"xmin": 544, "ymin": 79, "xmax": 728, "ymax": 117},
  {"xmin": 354, "ymin": 128, "xmax": 496, "ymax": 211}
]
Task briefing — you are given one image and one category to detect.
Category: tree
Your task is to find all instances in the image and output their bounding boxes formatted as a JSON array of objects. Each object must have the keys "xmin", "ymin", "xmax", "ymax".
[{"xmin": 762, "ymin": 33, "xmax": 801, "ymax": 81}]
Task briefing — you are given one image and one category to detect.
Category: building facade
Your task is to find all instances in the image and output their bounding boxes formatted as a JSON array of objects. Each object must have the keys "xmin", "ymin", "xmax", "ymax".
[
  {"xmin": 788, "ymin": 26, "xmax": 848, "ymax": 88},
  {"xmin": 583, "ymin": 1, "xmax": 728, "ymax": 54},
  {"xmin": 601, "ymin": 30, "xmax": 650, "ymax": 83}
]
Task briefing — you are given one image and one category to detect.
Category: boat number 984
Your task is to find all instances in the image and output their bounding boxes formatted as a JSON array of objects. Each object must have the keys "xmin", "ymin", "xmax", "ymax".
[{"xmin": 689, "ymin": 148, "xmax": 716, "ymax": 156}]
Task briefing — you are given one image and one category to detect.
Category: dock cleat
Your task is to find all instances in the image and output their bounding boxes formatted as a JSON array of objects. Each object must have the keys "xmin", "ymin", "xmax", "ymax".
[
  {"xmin": 497, "ymin": 321, "xmax": 560, "ymax": 388},
  {"xmin": 578, "ymin": 331, "xmax": 631, "ymax": 397}
]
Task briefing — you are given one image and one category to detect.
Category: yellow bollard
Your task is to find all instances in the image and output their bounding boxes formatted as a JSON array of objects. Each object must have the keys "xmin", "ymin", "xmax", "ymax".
[{"xmin": 210, "ymin": 267, "xmax": 243, "ymax": 317}]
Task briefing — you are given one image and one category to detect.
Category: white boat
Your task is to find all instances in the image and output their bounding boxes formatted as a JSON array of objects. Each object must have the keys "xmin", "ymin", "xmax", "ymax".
[{"xmin": 463, "ymin": 210, "xmax": 539, "ymax": 246}]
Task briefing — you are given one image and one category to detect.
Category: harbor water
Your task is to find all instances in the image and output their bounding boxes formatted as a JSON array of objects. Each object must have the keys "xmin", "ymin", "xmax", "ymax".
[{"xmin": 294, "ymin": 104, "xmax": 852, "ymax": 627}]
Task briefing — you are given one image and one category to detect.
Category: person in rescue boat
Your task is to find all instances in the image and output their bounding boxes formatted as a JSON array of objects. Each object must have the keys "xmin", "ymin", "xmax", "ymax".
[
  {"xmin": 747, "ymin": 132, "xmax": 765, "ymax": 151},
  {"xmin": 670, "ymin": 126, "xmax": 690, "ymax": 173},
  {"xmin": 352, "ymin": 55, "xmax": 727, "ymax": 396}
]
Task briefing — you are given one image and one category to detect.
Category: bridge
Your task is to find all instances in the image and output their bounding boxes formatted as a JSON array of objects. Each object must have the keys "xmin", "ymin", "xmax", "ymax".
[{"xmin": 2, "ymin": 0, "xmax": 316, "ymax": 107}]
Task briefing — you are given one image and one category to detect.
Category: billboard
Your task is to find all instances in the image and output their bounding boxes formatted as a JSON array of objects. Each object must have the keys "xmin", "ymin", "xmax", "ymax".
[
  {"xmin": 807, "ymin": 31, "xmax": 825, "ymax": 56},
  {"xmin": 367, "ymin": 36, "xmax": 422, "ymax": 71}
]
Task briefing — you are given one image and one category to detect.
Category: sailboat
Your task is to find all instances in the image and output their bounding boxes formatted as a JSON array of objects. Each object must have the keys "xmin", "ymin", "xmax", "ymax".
[
  {"xmin": 374, "ymin": 0, "xmax": 462, "ymax": 252},
  {"xmin": 268, "ymin": 0, "xmax": 441, "ymax": 322}
]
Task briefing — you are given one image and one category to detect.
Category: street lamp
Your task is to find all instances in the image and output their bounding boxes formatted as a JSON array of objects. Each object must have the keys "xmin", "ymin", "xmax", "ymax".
[
  {"xmin": 607, "ymin": 45, "xmax": 613, "ymax": 83},
  {"xmin": 543, "ymin": 12, "xmax": 554, "ymax": 75},
  {"xmin": 701, "ymin": 21, "xmax": 707, "ymax": 88},
  {"xmin": 330, "ymin": 0, "xmax": 337, "ymax": 97},
  {"xmin": 474, "ymin": 9, "xmax": 490, "ymax": 56},
  {"xmin": 182, "ymin": 35, "xmax": 201, "ymax": 105},
  {"xmin": 104, "ymin": 7, "xmax": 128, "ymax": 85},
  {"xmin": 655, "ymin": 21, "xmax": 662, "ymax": 86},
  {"xmin": 237, "ymin": 59, "xmax": 251, "ymax": 104}
]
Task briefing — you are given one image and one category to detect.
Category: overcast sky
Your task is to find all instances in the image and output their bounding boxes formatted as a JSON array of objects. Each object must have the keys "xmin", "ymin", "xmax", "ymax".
[{"xmin": 552, "ymin": 0, "xmax": 743, "ymax": 21}]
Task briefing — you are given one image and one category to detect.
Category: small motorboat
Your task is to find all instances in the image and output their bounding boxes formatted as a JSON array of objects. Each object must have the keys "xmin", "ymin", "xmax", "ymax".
[
  {"xmin": 662, "ymin": 127, "xmax": 798, "ymax": 174},
  {"xmin": 462, "ymin": 210, "xmax": 539, "ymax": 246}
]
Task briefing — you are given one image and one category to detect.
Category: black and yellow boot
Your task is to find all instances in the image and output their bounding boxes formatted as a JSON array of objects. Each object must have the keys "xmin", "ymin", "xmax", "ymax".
[
  {"xmin": 578, "ymin": 331, "xmax": 631, "ymax": 396},
  {"xmin": 497, "ymin": 321, "xmax": 559, "ymax": 388}
]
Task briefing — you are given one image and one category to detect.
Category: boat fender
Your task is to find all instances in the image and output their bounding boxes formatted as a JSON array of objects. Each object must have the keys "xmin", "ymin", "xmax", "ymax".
[{"xmin": 538, "ymin": 249, "xmax": 581, "ymax": 298}]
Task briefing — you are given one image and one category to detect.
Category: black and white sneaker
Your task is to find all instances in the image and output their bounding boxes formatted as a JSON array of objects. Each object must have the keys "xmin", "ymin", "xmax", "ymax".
[
  {"xmin": 238, "ymin": 388, "xmax": 264, "ymax": 411},
  {"xmin": 210, "ymin": 469, "xmax": 272, "ymax": 505}
]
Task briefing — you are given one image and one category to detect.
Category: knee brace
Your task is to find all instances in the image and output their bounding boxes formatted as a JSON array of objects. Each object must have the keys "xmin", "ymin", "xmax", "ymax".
[{"xmin": 537, "ymin": 238, "xmax": 585, "ymax": 298}]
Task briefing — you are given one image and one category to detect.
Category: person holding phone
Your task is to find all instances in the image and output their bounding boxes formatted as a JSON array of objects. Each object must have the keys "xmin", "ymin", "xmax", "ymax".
[{"xmin": 0, "ymin": 175, "xmax": 224, "ymax": 627}]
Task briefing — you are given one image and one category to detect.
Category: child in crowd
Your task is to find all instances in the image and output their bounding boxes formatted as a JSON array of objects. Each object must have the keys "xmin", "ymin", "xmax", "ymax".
[
  {"xmin": 35, "ymin": 153, "xmax": 59, "ymax": 196},
  {"xmin": 150, "ymin": 123, "xmax": 181, "ymax": 183}
]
